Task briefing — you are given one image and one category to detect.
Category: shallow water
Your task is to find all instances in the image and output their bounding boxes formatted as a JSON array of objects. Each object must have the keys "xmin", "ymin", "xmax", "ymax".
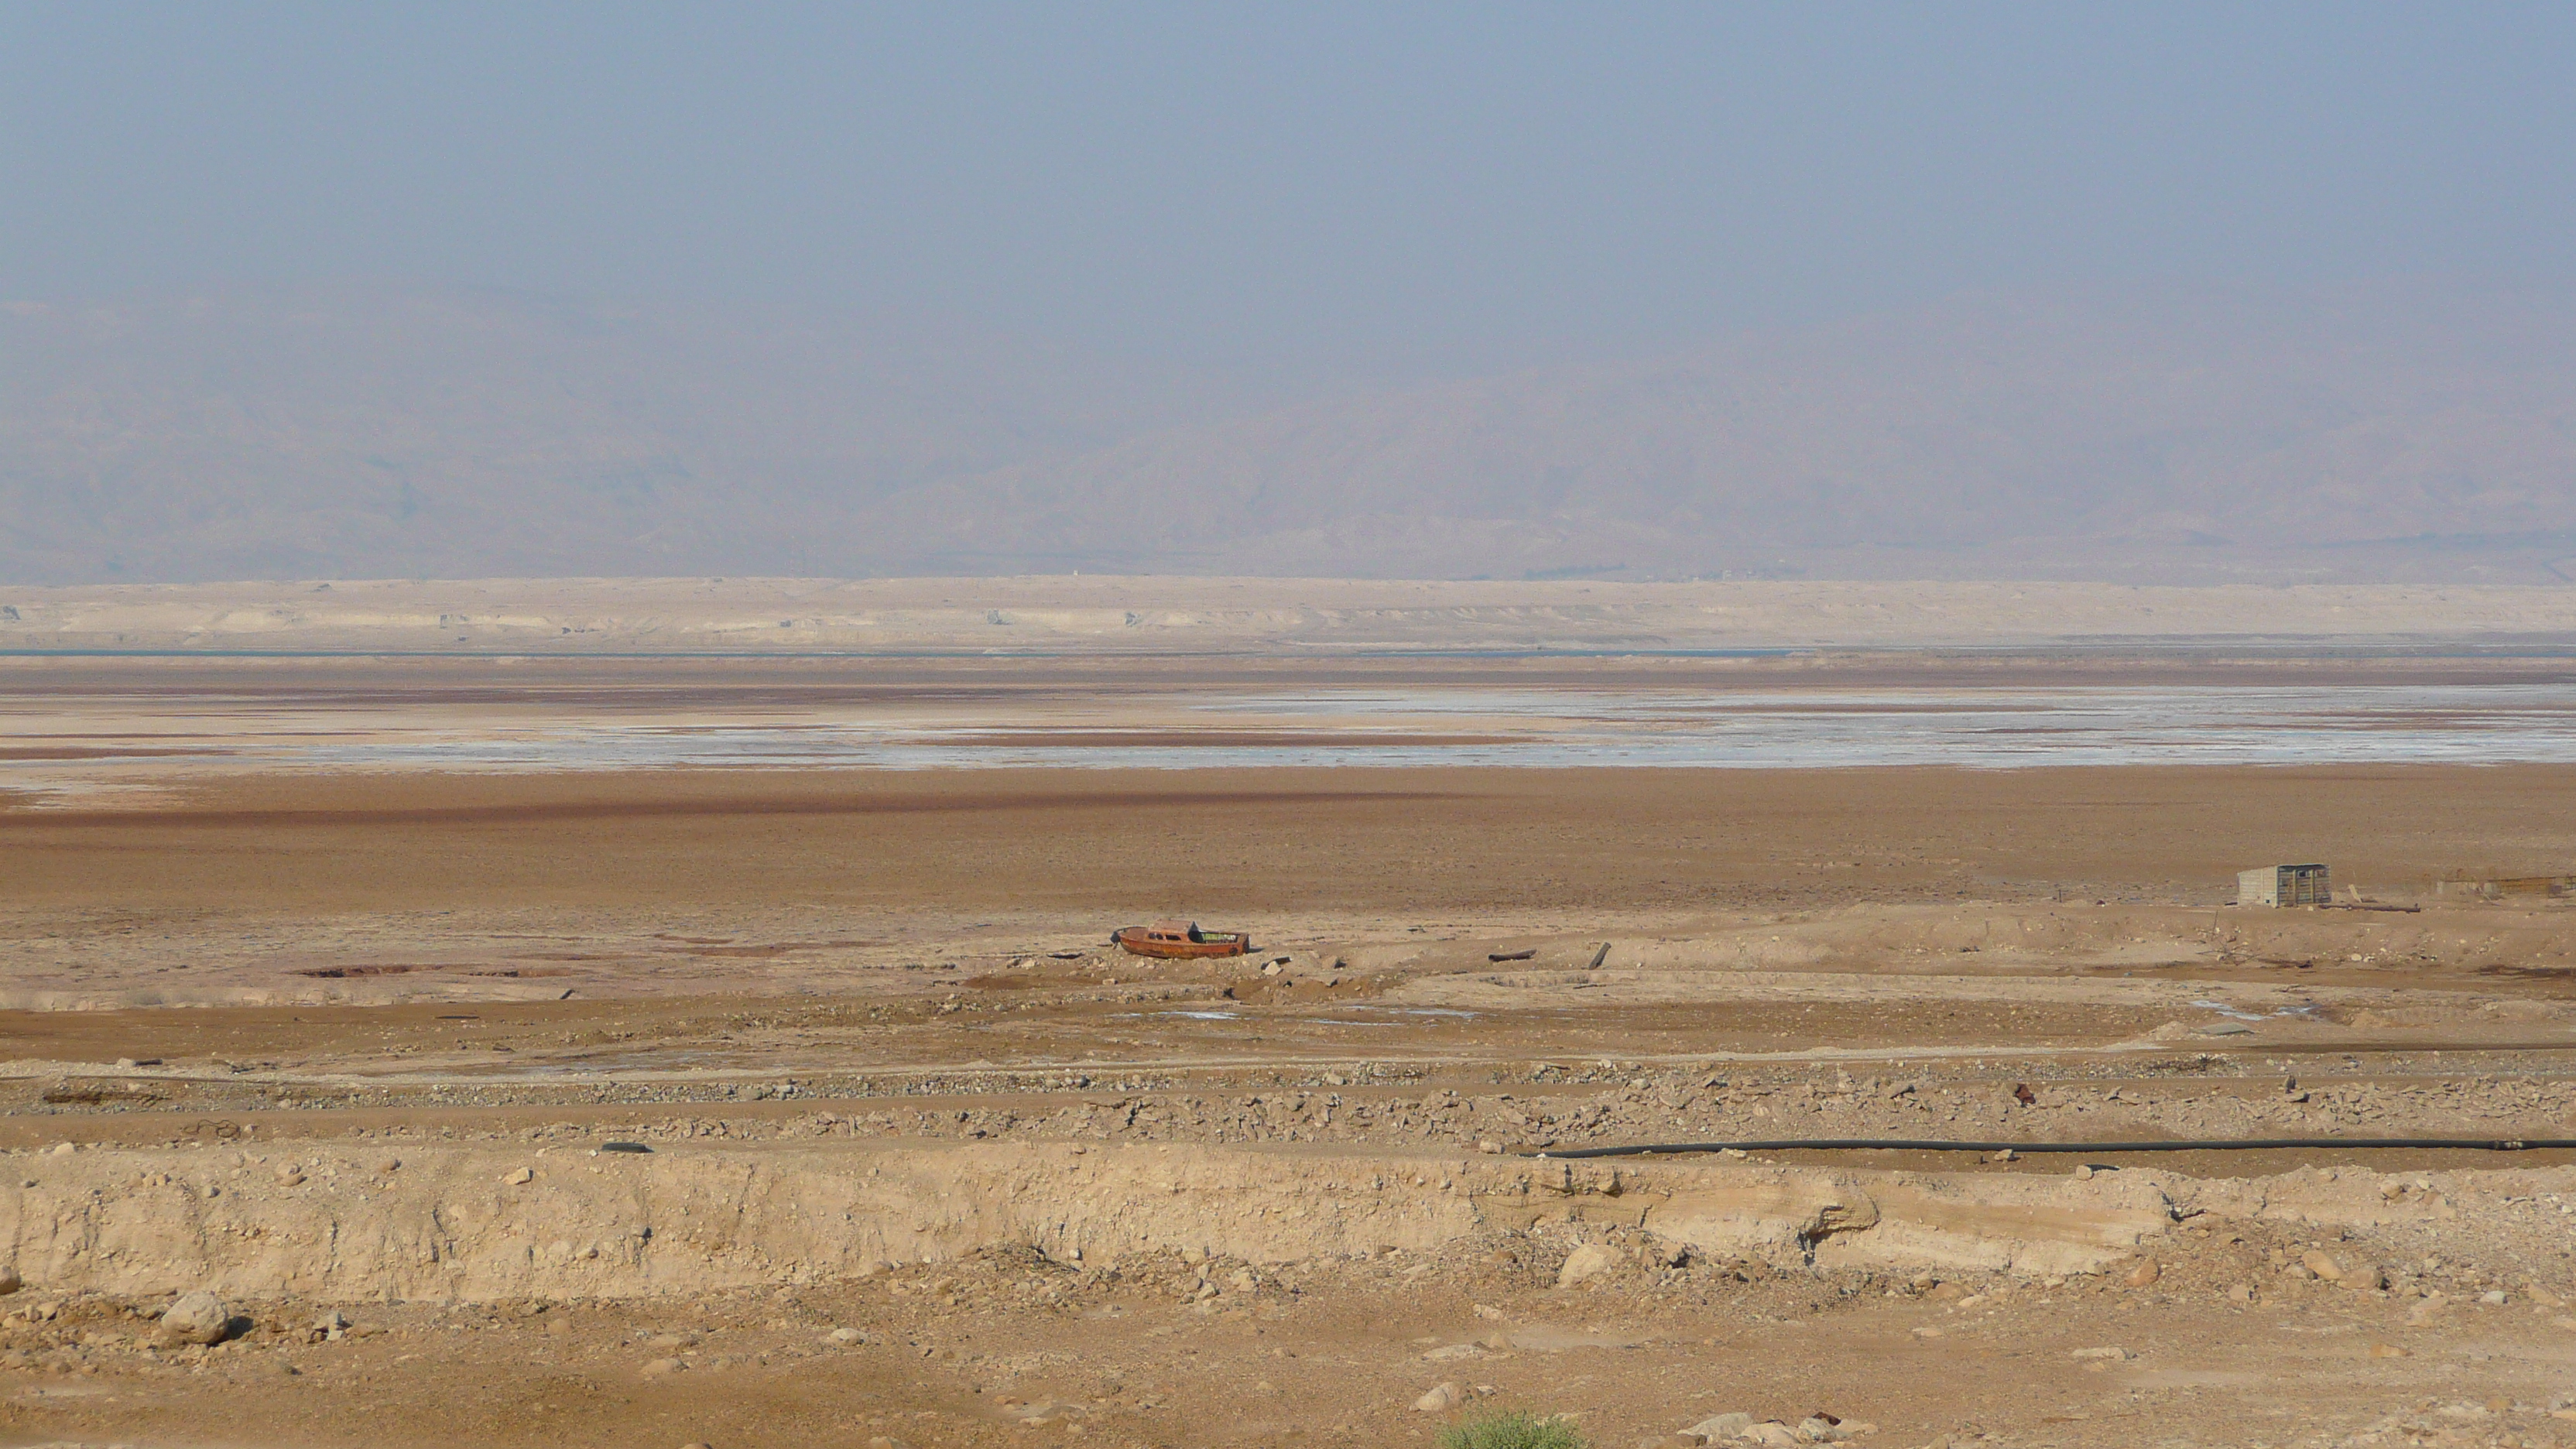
[
  {"xmin": 12, "ymin": 683, "xmax": 2576, "ymax": 794},
  {"xmin": 262, "ymin": 682, "xmax": 2576, "ymax": 771}
]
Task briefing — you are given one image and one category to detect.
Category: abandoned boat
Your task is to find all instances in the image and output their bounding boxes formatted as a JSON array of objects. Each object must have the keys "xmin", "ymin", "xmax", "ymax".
[{"xmin": 1111, "ymin": 920, "xmax": 1253, "ymax": 958}]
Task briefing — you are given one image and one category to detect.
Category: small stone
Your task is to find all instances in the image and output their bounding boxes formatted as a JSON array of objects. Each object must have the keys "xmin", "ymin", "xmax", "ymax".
[
  {"xmin": 2227, "ymin": 1283, "xmax": 2254, "ymax": 1304},
  {"xmin": 641, "ymin": 1357, "xmax": 685, "ymax": 1376},
  {"xmin": 2070, "ymin": 1346, "xmax": 2131, "ymax": 1361},
  {"xmin": 2120, "ymin": 1259, "xmax": 2160, "ymax": 1288},
  {"xmin": 0, "ymin": 1266, "xmax": 20, "ymax": 1296},
  {"xmin": 49, "ymin": 1142, "xmax": 74, "ymax": 1156},
  {"xmin": 1745, "ymin": 1424, "xmax": 1802, "ymax": 1447},
  {"xmin": 2300, "ymin": 1249, "xmax": 2345, "ymax": 1282},
  {"xmin": 505, "ymin": 1167, "xmax": 535, "ymax": 1185},
  {"xmin": 116, "ymin": 1057, "xmax": 136, "ymax": 1069},
  {"xmin": 1415, "ymin": 1381, "xmax": 1465, "ymax": 1413},
  {"xmin": 2479, "ymin": 1290, "xmax": 2509, "ymax": 1306},
  {"xmin": 1797, "ymin": 1416, "xmax": 1848, "ymax": 1442},
  {"xmin": 1685, "ymin": 1412, "xmax": 1753, "ymax": 1440},
  {"xmin": 1924, "ymin": 1280, "xmax": 1968, "ymax": 1301},
  {"xmin": 682, "ymin": 1442, "xmax": 714, "ymax": 1449},
  {"xmin": 159, "ymin": 1291, "xmax": 233, "ymax": 1345},
  {"xmin": 828, "ymin": 1327, "xmax": 863, "ymax": 1345},
  {"xmin": 1558, "ymin": 1243, "xmax": 1619, "ymax": 1287}
]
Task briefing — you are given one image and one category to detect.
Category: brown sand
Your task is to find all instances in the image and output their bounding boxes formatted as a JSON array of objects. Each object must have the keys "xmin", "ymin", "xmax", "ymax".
[{"xmin": 5, "ymin": 651, "xmax": 2576, "ymax": 1449}]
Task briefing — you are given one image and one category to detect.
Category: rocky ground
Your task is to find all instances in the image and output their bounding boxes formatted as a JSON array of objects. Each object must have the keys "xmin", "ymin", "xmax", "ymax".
[{"xmin": 4, "ymin": 654, "xmax": 2575, "ymax": 1448}]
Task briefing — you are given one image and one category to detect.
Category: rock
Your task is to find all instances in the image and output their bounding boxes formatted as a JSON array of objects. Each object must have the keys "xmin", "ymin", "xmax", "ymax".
[
  {"xmin": 1924, "ymin": 1280, "xmax": 1968, "ymax": 1301},
  {"xmin": 1687, "ymin": 1413, "xmax": 1755, "ymax": 1440},
  {"xmin": 2300, "ymin": 1250, "xmax": 2345, "ymax": 1282},
  {"xmin": 1558, "ymin": 1243, "xmax": 1620, "ymax": 1287},
  {"xmin": 1423, "ymin": 1343, "xmax": 1482, "ymax": 1361},
  {"xmin": 2069, "ymin": 1346, "xmax": 2131, "ymax": 1361},
  {"xmin": 505, "ymin": 1167, "xmax": 535, "ymax": 1185},
  {"xmin": 0, "ymin": 1266, "xmax": 20, "ymax": 1296},
  {"xmin": 2369, "ymin": 1342, "xmax": 2408, "ymax": 1358},
  {"xmin": 641, "ymin": 1357, "xmax": 685, "ymax": 1376},
  {"xmin": 1745, "ymin": 1424, "xmax": 1802, "ymax": 1447},
  {"xmin": 2120, "ymin": 1259, "xmax": 2160, "ymax": 1288},
  {"xmin": 2479, "ymin": 1290, "xmax": 2509, "ymax": 1306},
  {"xmin": 2341, "ymin": 1263, "xmax": 2388, "ymax": 1292},
  {"xmin": 1797, "ymin": 1416, "xmax": 1848, "ymax": 1442},
  {"xmin": 2227, "ymin": 1283, "xmax": 2254, "ymax": 1303},
  {"xmin": 1415, "ymin": 1382, "xmax": 1465, "ymax": 1413},
  {"xmin": 159, "ymin": 1291, "xmax": 233, "ymax": 1345},
  {"xmin": 682, "ymin": 1442, "xmax": 714, "ymax": 1449},
  {"xmin": 827, "ymin": 1327, "xmax": 864, "ymax": 1345},
  {"xmin": 2406, "ymin": 1292, "xmax": 2448, "ymax": 1323}
]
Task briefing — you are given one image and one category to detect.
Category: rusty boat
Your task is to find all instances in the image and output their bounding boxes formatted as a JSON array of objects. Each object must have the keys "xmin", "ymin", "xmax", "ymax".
[{"xmin": 1111, "ymin": 920, "xmax": 1254, "ymax": 959}]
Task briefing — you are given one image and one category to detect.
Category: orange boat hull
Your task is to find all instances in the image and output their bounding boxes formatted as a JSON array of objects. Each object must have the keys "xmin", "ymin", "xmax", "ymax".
[{"xmin": 1112, "ymin": 925, "xmax": 1252, "ymax": 959}]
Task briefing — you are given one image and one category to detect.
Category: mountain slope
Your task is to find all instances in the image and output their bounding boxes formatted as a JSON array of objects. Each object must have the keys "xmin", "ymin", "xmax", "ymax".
[
  {"xmin": 5, "ymin": 283, "xmax": 2573, "ymax": 583},
  {"xmin": 874, "ymin": 286, "xmax": 2576, "ymax": 581}
]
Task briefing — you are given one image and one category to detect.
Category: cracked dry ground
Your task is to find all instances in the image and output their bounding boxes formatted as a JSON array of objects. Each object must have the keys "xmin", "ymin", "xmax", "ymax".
[{"xmin": 2, "ymin": 759, "xmax": 2574, "ymax": 1449}]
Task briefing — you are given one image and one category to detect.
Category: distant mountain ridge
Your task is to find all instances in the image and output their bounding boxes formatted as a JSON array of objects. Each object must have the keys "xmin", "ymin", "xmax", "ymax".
[{"xmin": 5, "ymin": 283, "xmax": 2574, "ymax": 584}]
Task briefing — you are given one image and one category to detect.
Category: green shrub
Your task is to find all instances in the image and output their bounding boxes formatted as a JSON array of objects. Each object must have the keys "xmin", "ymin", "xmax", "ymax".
[{"xmin": 1436, "ymin": 1407, "xmax": 1589, "ymax": 1449}]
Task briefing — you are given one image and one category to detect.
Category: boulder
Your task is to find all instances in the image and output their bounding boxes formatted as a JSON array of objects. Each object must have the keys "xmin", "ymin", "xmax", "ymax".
[
  {"xmin": 159, "ymin": 1291, "xmax": 233, "ymax": 1345},
  {"xmin": 1415, "ymin": 1382, "xmax": 1465, "ymax": 1413},
  {"xmin": 1557, "ymin": 1243, "xmax": 1620, "ymax": 1287}
]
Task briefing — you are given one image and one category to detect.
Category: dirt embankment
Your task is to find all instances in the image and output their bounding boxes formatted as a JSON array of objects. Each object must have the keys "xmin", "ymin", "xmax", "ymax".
[{"xmin": 8, "ymin": 1136, "xmax": 2568, "ymax": 1308}]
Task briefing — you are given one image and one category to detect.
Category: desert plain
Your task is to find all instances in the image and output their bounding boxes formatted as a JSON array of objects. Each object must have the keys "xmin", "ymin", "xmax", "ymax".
[{"xmin": 3, "ymin": 580, "xmax": 2576, "ymax": 1449}]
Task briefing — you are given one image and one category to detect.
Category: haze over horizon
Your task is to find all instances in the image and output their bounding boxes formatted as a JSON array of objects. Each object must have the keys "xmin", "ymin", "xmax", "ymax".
[{"xmin": 5, "ymin": 5, "xmax": 2574, "ymax": 585}]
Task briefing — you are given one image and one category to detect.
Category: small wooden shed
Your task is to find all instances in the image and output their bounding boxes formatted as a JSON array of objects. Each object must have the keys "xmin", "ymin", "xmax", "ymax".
[{"xmin": 2238, "ymin": 863, "xmax": 2331, "ymax": 907}]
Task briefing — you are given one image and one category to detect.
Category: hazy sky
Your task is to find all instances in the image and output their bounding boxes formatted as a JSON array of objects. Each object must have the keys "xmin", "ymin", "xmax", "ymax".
[{"xmin": 5, "ymin": 3, "xmax": 2573, "ymax": 380}]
